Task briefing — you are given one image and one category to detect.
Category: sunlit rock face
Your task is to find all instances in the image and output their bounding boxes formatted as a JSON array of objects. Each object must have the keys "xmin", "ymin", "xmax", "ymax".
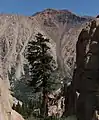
[
  {"xmin": 31, "ymin": 9, "xmax": 91, "ymax": 78},
  {"xmin": 0, "ymin": 9, "xmax": 92, "ymax": 119},
  {"xmin": 0, "ymin": 14, "xmax": 35, "ymax": 120}
]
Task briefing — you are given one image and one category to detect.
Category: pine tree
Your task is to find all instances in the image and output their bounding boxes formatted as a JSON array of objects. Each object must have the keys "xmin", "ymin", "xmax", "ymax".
[{"xmin": 27, "ymin": 33, "xmax": 54, "ymax": 118}]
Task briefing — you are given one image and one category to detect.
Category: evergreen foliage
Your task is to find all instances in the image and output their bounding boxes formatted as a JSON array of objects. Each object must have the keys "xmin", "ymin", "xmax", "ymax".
[
  {"xmin": 27, "ymin": 33, "xmax": 56, "ymax": 117},
  {"xmin": 12, "ymin": 33, "xmax": 65, "ymax": 119},
  {"xmin": 27, "ymin": 33, "xmax": 55, "ymax": 92}
]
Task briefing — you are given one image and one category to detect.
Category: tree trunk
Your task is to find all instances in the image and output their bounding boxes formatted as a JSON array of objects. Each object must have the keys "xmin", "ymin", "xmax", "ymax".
[{"xmin": 41, "ymin": 87, "xmax": 48, "ymax": 118}]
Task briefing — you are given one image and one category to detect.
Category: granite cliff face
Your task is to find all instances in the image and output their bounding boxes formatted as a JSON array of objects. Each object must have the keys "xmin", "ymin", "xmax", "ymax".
[
  {"xmin": 73, "ymin": 18, "xmax": 99, "ymax": 92},
  {"xmin": 71, "ymin": 17, "xmax": 99, "ymax": 120},
  {"xmin": 0, "ymin": 9, "xmax": 93, "ymax": 119}
]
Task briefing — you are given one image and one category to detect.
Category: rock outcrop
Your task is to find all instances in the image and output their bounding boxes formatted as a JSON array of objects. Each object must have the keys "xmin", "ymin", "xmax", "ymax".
[
  {"xmin": 48, "ymin": 88, "xmax": 65, "ymax": 117},
  {"xmin": 71, "ymin": 18, "xmax": 99, "ymax": 120},
  {"xmin": 73, "ymin": 18, "xmax": 99, "ymax": 92}
]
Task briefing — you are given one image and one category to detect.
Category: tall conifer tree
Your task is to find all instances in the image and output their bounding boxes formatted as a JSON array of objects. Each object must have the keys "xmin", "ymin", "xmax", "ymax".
[{"xmin": 27, "ymin": 33, "xmax": 54, "ymax": 117}]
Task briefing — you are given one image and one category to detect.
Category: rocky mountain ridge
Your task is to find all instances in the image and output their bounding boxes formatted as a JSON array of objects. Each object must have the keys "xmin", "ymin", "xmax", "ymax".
[
  {"xmin": 31, "ymin": 9, "xmax": 93, "ymax": 78},
  {"xmin": 0, "ymin": 9, "xmax": 94, "ymax": 120}
]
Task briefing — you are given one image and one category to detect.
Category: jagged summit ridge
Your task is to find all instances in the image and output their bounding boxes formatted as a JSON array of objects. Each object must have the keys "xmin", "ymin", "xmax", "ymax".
[
  {"xmin": 32, "ymin": 8, "xmax": 72, "ymax": 16},
  {"xmin": 32, "ymin": 8, "xmax": 91, "ymax": 25}
]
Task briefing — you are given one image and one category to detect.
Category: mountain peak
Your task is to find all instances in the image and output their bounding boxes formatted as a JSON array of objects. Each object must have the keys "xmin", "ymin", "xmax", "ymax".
[
  {"xmin": 32, "ymin": 8, "xmax": 73, "ymax": 17},
  {"xmin": 31, "ymin": 8, "xmax": 90, "ymax": 27},
  {"xmin": 43, "ymin": 8, "xmax": 72, "ymax": 13}
]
